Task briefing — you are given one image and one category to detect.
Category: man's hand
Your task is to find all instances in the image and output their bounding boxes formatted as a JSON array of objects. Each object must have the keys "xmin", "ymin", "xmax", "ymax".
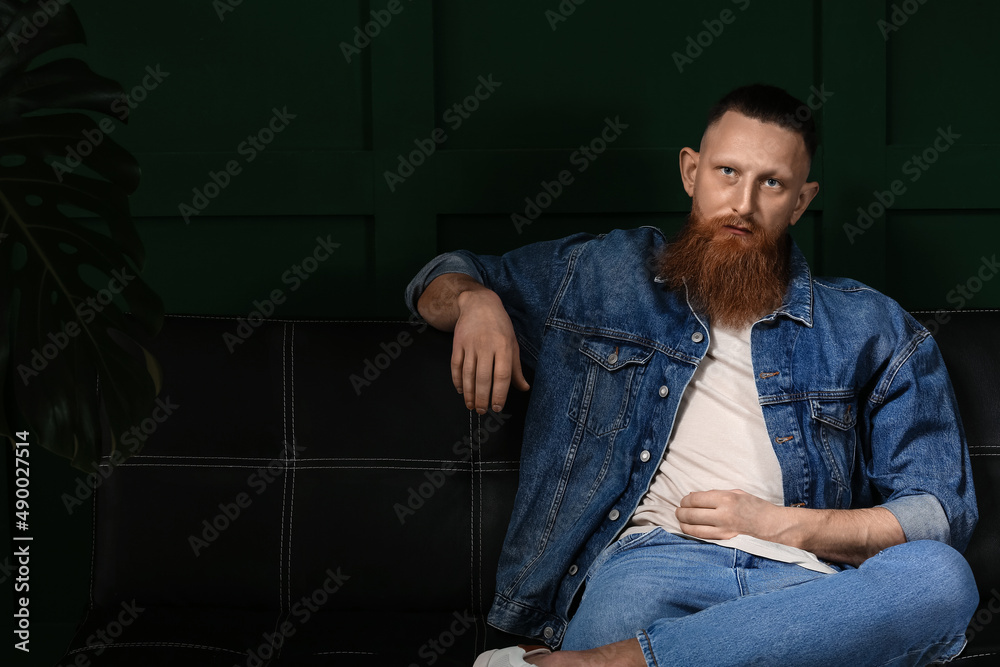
[
  {"xmin": 676, "ymin": 489, "xmax": 783, "ymax": 541},
  {"xmin": 675, "ymin": 489, "xmax": 907, "ymax": 566},
  {"xmin": 416, "ymin": 273, "xmax": 531, "ymax": 414},
  {"xmin": 452, "ymin": 289, "xmax": 530, "ymax": 414}
]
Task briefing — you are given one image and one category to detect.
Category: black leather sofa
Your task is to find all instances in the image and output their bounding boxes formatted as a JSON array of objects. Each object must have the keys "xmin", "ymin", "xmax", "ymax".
[{"xmin": 55, "ymin": 311, "xmax": 999, "ymax": 666}]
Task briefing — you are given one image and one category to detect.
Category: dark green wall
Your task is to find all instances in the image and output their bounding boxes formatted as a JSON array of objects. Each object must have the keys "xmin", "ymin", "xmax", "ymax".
[
  {"xmin": 58, "ymin": 0, "xmax": 1000, "ymax": 318},
  {"xmin": 5, "ymin": 1, "xmax": 999, "ymax": 664}
]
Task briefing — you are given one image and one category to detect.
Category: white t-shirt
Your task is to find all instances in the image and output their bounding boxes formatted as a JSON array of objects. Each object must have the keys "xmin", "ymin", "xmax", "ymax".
[{"xmin": 623, "ymin": 321, "xmax": 836, "ymax": 574}]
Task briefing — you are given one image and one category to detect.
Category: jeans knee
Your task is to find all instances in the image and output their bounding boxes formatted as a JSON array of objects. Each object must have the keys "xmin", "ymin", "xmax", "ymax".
[{"xmin": 886, "ymin": 540, "xmax": 979, "ymax": 625}]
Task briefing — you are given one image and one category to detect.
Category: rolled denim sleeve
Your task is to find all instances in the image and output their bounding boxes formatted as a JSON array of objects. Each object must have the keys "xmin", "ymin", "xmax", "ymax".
[
  {"xmin": 863, "ymin": 327, "xmax": 978, "ymax": 553},
  {"xmin": 403, "ymin": 231, "xmax": 598, "ymax": 366},
  {"xmin": 403, "ymin": 251, "xmax": 485, "ymax": 320}
]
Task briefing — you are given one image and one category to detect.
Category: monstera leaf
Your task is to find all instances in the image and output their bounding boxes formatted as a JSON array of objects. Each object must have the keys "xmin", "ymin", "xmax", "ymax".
[{"xmin": 0, "ymin": 0, "xmax": 164, "ymax": 471}]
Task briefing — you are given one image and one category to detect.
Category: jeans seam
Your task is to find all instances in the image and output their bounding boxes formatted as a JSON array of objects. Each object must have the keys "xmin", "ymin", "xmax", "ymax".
[
  {"xmin": 875, "ymin": 635, "xmax": 969, "ymax": 667},
  {"xmin": 587, "ymin": 527, "xmax": 665, "ymax": 584},
  {"xmin": 638, "ymin": 629, "xmax": 660, "ymax": 667}
]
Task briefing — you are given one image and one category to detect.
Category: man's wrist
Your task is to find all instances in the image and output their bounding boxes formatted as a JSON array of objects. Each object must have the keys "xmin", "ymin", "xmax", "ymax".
[
  {"xmin": 456, "ymin": 285, "xmax": 499, "ymax": 311},
  {"xmin": 769, "ymin": 504, "xmax": 814, "ymax": 551}
]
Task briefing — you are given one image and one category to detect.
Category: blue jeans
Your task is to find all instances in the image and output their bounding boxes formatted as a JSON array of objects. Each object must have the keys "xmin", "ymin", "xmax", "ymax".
[{"xmin": 561, "ymin": 528, "xmax": 977, "ymax": 666}]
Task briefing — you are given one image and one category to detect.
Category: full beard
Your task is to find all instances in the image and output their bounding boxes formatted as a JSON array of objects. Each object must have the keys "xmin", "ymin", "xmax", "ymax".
[{"xmin": 655, "ymin": 202, "xmax": 792, "ymax": 329}]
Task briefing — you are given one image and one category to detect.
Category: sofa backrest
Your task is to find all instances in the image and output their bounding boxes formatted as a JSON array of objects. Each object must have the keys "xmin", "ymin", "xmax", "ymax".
[
  {"xmin": 91, "ymin": 316, "xmax": 528, "ymax": 619},
  {"xmin": 88, "ymin": 311, "xmax": 999, "ymax": 655},
  {"xmin": 912, "ymin": 310, "xmax": 1000, "ymax": 653}
]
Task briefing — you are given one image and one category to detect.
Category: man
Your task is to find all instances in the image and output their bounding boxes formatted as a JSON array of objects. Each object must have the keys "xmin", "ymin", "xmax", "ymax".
[{"xmin": 404, "ymin": 84, "xmax": 979, "ymax": 666}]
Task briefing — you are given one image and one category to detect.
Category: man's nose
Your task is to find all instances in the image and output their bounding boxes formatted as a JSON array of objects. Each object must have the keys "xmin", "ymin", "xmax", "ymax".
[{"xmin": 731, "ymin": 179, "xmax": 756, "ymax": 221}]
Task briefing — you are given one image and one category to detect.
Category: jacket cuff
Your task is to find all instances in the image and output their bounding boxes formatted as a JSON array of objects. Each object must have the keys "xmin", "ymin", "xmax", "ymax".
[
  {"xmin": 403, "ymin": 252, "xmax": 484, "ymax": 319},
  {"xmin": 882, "ymin": 494, "xmax": 952, "ymax": 545}
]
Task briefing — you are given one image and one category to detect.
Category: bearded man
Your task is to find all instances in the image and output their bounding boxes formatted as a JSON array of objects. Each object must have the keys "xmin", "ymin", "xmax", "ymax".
[{"xmin": 404, "ymin": 84, "xmax": 978, "ymax": 667}]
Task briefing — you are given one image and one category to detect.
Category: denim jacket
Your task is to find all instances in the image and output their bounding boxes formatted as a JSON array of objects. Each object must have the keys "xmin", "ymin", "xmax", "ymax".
[{"xmin": 404, "ymin": 226, "xmax": 977, "ymax": 647}]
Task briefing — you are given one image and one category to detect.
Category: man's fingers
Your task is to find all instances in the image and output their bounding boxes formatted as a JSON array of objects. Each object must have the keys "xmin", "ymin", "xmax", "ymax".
[
  {"xmin": 474, "ymin": 352, "xmax": 494, "ymax": 413},
  {"xmin": 675, "ymin": 507, "xmax": 722, "ymax": 527},
  {"xmin": 512, "ymin": 350, "xmax": 530, "ymax": 392},
  {"xmin": 490, "ymin": 355, "xmax": 511, "ymax": 413},
  {"xmin": 462, "ymin": 351, "xmax": 479, "ymax": 410},
  {"xmin": 680, "ymin": 491, "xmax": 719, "ymax": 508},
  {"xmin": 451, "ymin": 345, "xmax": 466, "ymax": 396},
  {"xmin": 678, "ymin": 522, "xmax": 736, "ymax": 541}
]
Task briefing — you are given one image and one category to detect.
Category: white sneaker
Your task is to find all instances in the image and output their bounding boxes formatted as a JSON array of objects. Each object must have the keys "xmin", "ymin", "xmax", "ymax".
[{"xmin": 473, "ymin": 644, "xmax": 552, "ymax": 667}]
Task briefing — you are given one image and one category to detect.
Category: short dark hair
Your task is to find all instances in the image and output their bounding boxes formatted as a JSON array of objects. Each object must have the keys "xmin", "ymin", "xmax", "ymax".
[{"xmin": 704, "ymin": 83, "xmax": 818, "ymax": 161}]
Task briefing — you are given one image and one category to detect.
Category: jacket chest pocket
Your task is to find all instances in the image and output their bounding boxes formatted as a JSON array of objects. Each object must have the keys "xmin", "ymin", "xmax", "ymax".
[
  {"xmin": 566, "ymin": 336, "xmax": 655, "ymax": 437},
  {"xmin": 809, "ymin": 397, "xmax": 858, "ymax": 497}
]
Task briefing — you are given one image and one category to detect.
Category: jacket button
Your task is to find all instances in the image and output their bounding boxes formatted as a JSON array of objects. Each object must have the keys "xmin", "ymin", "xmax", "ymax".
[
  {"xmin": 568, "ymin": 564, "xmax": 579, "ymax": 576},
  {"xmin": 658, "ymin": 385, "xmax": 669, "ymax": 397},
  {"xmin": 639, "ymin": 450, "xmax": 651, "ymax": 462},
  {"xmin": 691, "ymin": 331, "xmax": 704, "ymax": 343},
  {"xmin": 608, "ymin": 509, "xmax": 620, "ymax": 521},
  {"xmin": 607, "ymin": 351, "xmax": 618, "ymax": 364},
  {"xmin": 543, "ymin": 626, "xmax": 554, "ymax": 639}
]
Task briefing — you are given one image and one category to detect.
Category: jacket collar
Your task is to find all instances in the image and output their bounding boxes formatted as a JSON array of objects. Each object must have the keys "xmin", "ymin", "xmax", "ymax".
[{"xmin": 764, "ymin": 236, "xmax": 814, "ymax": 328}]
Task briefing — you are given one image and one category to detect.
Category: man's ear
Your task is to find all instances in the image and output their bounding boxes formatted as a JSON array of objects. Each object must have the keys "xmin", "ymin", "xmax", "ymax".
[
  {"xmin": 789, "ymin": 180, "xmax": 820, "ymax": 226},
  {"xmin": 679, "ymin": 147, "xmax": 699, "ymax": 198}
]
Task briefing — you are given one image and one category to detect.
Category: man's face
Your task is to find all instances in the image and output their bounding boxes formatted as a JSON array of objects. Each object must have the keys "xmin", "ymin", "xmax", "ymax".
[
  {"xmin": 655, "ymin": 110, "xmax": 820, "ymax": 328},
  {"xmin": 682, "ymin": 109, "xmax": 817, "ymax": 238}
]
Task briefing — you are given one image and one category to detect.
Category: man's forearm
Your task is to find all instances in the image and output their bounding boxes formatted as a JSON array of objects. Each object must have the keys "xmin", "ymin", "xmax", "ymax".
[
  {"xmin": 677, "ymin": 490, "xmax": 908, "ymax": 567},
  {"xmin": 778, "ymin": 505, "xmax": 906, "ymax": 566},
  {"xmin": 416, "ymin": 272, "xmax": 492, "ymax": 331}
]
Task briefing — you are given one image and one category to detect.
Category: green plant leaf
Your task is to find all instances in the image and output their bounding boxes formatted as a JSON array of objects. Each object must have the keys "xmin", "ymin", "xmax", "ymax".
[{"xmin": 0, "ymin": 0, "xmax": 164, "ymax": 471}]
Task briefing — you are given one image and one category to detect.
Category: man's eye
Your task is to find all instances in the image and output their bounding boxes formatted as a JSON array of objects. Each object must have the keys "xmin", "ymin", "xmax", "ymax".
[
  {"xmin": 720, "ymin": 167, "xmax": 735, "ymax": 176},
  {"xmin": 765, "ymin": 178, "xmax": 781, "ymax": 188}
]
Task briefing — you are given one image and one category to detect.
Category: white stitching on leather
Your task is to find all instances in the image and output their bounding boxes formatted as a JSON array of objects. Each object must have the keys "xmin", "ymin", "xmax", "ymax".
[
  {"xmin": 470, "ymin": 409, "xmax": 478, "ymax": 658},
  {"xmin": 89, "ymin": 491, "xmax": 97, "ymax": 610},
  {"xmin": 114, "ymin": 455, "xmax": 521, "ymax": 463},
  {"xmin": 91, "ymin": 377, "xmax": 99, "ymax": 611},
  {"xmin": 279, "ymin": 323, "xmax": 288, "ymax": 613},
  {"xmin": 68, "ymin": 642, "xmax": 245, "ymax": 655},
  {"xmin": 163, "ymin": 314, "xmax": 416, "ymax": 324},
  {"xmin": 910, "ymin": 309, "xmax": 1000, "ymax": 314},
  {"xmin": 111, "ymin": 464, "xmax": 520, "ymax": 471},
  {"xmin": 288, "ymin": 323, "xmax": 297, "ymax": 614},
  {"xmin": 478, "ymin": 412, "xmax": 484, "ymax": 654},
  {"xmin": 950, "ymin": 651, "xmax": 999, "ymax": 661}
]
